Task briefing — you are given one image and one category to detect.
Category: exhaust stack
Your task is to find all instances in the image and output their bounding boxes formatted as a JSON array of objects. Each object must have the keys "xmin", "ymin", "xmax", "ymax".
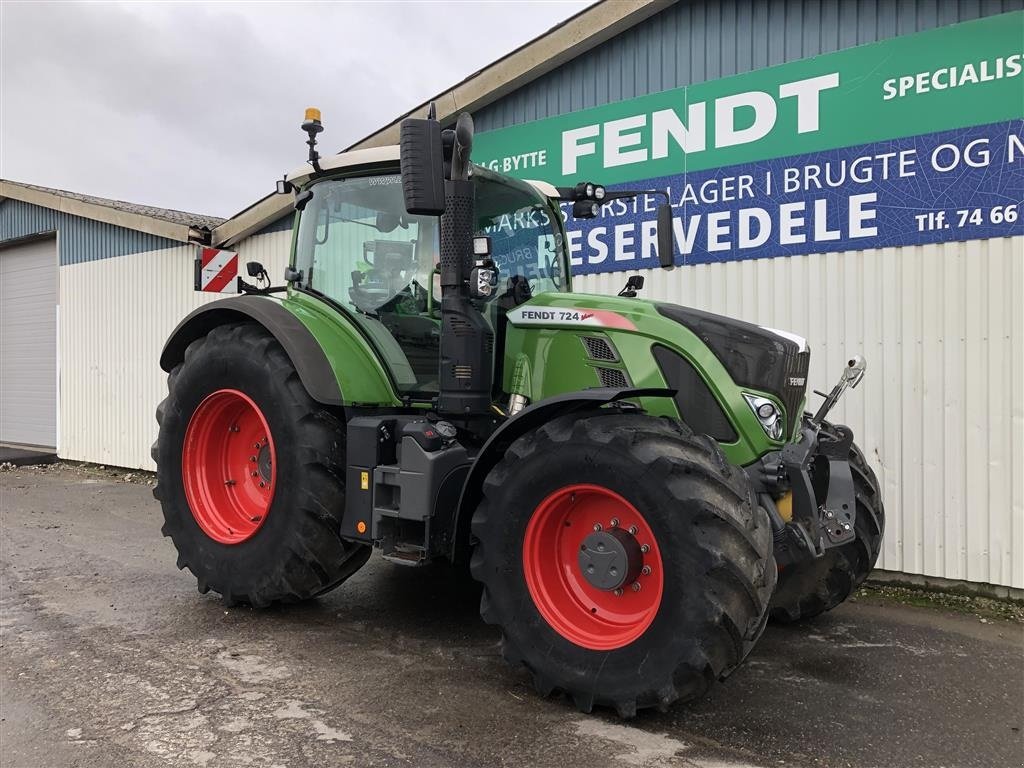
[{"xmin": 400, "ymin": 110, "xmax": 494, "ymax": 417}]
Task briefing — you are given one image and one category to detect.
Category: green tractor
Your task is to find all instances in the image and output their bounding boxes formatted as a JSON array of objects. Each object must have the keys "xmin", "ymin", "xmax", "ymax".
[{"xmin": 154, "ymin": 107, "xmax": 884, "ymax": 716}]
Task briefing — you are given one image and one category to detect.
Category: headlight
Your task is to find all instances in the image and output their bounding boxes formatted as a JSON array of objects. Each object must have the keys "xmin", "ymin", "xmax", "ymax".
[{"xmin": 744, "ymin": 393, "xmax": 783, "ymax": 440}]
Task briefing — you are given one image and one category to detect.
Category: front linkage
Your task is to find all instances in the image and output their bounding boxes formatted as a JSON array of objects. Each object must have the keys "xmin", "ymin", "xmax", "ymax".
[{"xmin": 753, "ymin": 356, "xmax": 870, "ymax": 568}]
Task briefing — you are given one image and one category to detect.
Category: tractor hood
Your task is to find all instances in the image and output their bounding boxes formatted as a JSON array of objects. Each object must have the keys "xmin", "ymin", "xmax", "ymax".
[
  {"xmin": 653, "ymin": 303, "xmax": 810, "ymax": 438},
  {"xmin": 505, "ymin": 293, "xmax": 811, "ymax": 452}
]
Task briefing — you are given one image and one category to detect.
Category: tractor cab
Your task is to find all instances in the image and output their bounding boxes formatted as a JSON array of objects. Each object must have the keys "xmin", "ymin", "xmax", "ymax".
[{"xmin": 288, "ymin": 155, "xmax": 570, "ymax": 396}]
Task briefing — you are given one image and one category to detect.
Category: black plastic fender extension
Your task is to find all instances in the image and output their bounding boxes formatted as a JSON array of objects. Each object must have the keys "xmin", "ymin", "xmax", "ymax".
[
  {"xmin": 448, "ymin": 387, "xmax": 675, "ymax": 561},
  {"xmin": 159, "ymin": 295, "xmax": 343, "ymax": 406}
]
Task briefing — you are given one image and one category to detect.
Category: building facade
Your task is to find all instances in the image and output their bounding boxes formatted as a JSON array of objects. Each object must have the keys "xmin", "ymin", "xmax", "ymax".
[{"xmin": 2, "ymin": 0, "xmax": 1020, "ymax": 591}]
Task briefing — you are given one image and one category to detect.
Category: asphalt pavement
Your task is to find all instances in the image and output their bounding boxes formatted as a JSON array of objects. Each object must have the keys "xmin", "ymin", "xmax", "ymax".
[{"xmin": 1, "ymin": 464, "xmax": 1021, "ymax": 768}]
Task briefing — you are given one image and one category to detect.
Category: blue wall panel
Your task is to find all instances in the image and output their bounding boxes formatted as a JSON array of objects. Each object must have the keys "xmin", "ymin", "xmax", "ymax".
[
  {"xmin": 473, "ymin": 0, "xmax": 1023, "ymax": 133},
  {"xmin": 251, "ymin": 213, "xmax": 294, "ymax": 238},
  {"xmin": 0, "ymin": 198, "xmax": 182, "ymax": 265}
]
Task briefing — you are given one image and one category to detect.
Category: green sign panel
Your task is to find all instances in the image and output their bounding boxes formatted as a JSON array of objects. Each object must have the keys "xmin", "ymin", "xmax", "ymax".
[{"xmin": 474, "ymin": 12, "xmax": 1024, "ymax": 187}]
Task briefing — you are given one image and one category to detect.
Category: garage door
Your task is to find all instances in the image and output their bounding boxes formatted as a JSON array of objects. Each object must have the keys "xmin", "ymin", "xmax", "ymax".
[{"xmin": 1, "ymin": 238, "xmax": 57, "ymax": 448}]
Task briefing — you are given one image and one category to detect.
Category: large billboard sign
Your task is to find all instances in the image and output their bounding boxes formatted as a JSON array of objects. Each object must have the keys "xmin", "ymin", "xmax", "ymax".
[{"xmin": 474, "ymin": 12, "xmax": 1024, "ymax": 275}]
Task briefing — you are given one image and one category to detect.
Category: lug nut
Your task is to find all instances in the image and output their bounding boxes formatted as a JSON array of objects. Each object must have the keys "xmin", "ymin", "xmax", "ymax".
[
  {"xmin": 593, "ymin": 523, "xmax": 602, "ymax": 532},
  {"xmin": 843, "ymin": 523, "xmax": 851, "ymax": 531},
  {"xmin": 825, "ymin": 510, "xmax": 834, "ymax": 519},
  {"xmin": 610, "ymin": 517, "xmax": 619, "ymax": 528},
  {"xmin": 259, "ymin": 482, "xmax": 265, "ymax": 488},
  {"xmin": 250, "ymin": 456, "xmax": 257, "ymax": 462},
  {"xmin": 251, "ymin": 472, "xmax": 258, "ymax": 477},
  {"xmin": 628, "ymin": 525, "xmax": 638, "ymax": 535},
  {"xmin": 632, "ymin": 582, "xmax": 641, "ymax": 592},
  {"xmin": 614, "ymin": 588, "xmax": 623, "ymax": 597},
  {"xmin": 640, "ymin": 544, "xmax": 650, "ymax": 553},
  {"xmin": 642, "ymin": 565, "xmax": 652, "ymax": 576}
]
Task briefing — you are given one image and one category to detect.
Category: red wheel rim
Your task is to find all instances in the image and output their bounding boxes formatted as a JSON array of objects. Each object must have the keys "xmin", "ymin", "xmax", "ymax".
[
  {"xmin": 182, "ymin": 389, "xmax": 275, "ymax": 544},
  {"xmin": 522, "ymin": 484, "xmax": 663, "ymax": 650}
]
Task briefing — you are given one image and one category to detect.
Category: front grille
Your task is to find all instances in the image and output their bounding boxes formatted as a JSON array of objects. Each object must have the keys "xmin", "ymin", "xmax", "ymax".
[
  {"xmin": 655, "ymin": 303, "xmax": 809, "ymax": 438},
  {"xmin": 596, "ymin": 367, "xmax": 629, "ymax": 388},
  {"xmin": 781, "ymin": 350, "xmax": 810, "ymax": 436},
  {"xmin": 581, "ymin": 336, "xmax": 618, "ymax": 362}
]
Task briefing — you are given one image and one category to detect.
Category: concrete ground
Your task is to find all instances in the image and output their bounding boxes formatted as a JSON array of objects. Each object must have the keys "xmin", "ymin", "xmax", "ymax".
[{"xmin": 2, "ymin": 464, "xmax": 1022, "ymax": 768}]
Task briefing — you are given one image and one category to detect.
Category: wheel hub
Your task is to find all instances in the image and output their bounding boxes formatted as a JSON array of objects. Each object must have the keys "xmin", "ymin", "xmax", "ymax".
[
  {"xmin": 256, "ymin": 440, "xmax": 272, "ymax": 484},
  {"xmin": 522, "ymin": 483, "xmax": 664, "ymax": 651},
  {"xmin": 578, "ymin": 529, "xmax": 642, "ymax": 591}
]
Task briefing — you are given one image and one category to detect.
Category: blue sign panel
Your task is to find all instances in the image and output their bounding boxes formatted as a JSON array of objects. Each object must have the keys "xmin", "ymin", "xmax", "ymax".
[{"xmin": 564, "ymin": 120, "xmax": 1024, "ymax": 275}]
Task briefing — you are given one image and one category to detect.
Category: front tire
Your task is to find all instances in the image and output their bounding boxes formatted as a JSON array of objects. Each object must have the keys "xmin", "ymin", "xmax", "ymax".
[
  {"xmin": 153, "ymin": 322, "xmax": 370, "ymax": 607},
  {"xmin": 470, "ymin": 413, "xmax": 776, "ymax": 716}
]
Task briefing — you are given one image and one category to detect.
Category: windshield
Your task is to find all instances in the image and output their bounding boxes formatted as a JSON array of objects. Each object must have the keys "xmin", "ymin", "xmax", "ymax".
[
  {"xmin": 473, "ymin": 166, "xmax": 568, "ymax": 297},
  {"xmin": 293, "ymin": 168, "xmax": 568, "ymax": 394}
]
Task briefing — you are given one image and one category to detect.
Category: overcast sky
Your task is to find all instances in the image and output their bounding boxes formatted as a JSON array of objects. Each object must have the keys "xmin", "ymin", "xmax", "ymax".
[{"xmin": 1, "ymin": 1, "xmax": 593, "ymax": 219}]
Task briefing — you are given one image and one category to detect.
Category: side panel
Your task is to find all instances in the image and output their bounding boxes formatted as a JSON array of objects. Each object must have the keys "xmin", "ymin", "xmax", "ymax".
[{"xmin": 503, "ymin": 293, "xmax": 780, "ymax": 466}]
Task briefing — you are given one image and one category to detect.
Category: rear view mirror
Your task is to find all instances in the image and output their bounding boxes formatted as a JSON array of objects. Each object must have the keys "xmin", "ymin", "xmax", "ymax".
[
  {"xmin": 657, "ymin": 203, "xmax": 674, "ymax": 268},
  {"xmin": 399, "ymin": 118, "xmax": 446, "ymax": 216}
]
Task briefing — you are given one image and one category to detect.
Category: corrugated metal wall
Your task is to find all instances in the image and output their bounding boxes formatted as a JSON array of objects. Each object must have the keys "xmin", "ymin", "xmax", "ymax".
[
  {"xmin": 57, "ymin": 229, "xmax": 293, "ymax": 470},
  {"xmin": 0, "ymin": 198, "xmax": 182, "ymax": 265},
  {"xmin": 475, "ymin": 0, "xmax": 1024, "ymax": 132},
  {"xmin": 574, "ymin": 237, "xmax": 1024, "ymax": 589}
]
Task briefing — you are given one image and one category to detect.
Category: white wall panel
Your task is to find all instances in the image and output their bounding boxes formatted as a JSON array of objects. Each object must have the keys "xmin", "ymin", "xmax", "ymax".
[
  {"xmin": 58, "ymin": 230, "xmax": 292, "ymax": 471},
  {"xmin": 574, "ymin": 237, "xmax": 1024, "ymax": 589}
]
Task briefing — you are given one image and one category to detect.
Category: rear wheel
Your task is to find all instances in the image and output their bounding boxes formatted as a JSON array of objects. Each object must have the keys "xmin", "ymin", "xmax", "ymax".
[
  {"xmin": 153, "ymin": 322, "xmax": 370, "ymax": 606},
  {"xmin": 769, "ymin": 439, "xmax": 885, "ymax": 622},
  {"xmin": 470, "ymin": 413, "xmax": 776, "ymax": 716}
]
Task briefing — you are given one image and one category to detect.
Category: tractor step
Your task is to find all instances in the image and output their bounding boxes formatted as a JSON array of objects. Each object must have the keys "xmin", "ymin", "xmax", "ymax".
[{"xmin": 380, "ymin": 543, "xmax": 427, "ymax": 567}]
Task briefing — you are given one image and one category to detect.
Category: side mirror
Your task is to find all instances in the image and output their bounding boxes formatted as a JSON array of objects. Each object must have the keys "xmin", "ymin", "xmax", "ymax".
[
  {"xmin": 246, "ymin": 261, "xmax": 267, "ymax": 279},
  {"xmin": 399, "ymin": 117, "xmax": 446, "ymax": 215},
  {"xmin": 617, "ymin": 275, "xmax": 645, "ymax": 298},
  {"xmin": 657, "ymin": 203, "xmax": 674, "ymax": 268}
]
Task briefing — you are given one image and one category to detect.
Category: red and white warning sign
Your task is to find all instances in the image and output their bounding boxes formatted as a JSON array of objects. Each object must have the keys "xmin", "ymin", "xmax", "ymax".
[{"xmin": 194, "ymin": 247, "xmax": 239, "ymax": 293}]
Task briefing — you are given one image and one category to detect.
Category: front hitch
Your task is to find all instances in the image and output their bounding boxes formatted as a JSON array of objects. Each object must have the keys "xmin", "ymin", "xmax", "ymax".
[{"xmin": 768, "ymin": 355, "xmax": 868, "ymax": 567}]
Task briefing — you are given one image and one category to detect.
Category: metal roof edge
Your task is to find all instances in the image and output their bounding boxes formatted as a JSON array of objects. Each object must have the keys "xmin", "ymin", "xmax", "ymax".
[
  {"xmin": 210, "ymin": 0, "xmax": 672, "ymax": 247},
  {"xmin": 0, "ymin": 180, "xmax": 196, "ymax": 243}
]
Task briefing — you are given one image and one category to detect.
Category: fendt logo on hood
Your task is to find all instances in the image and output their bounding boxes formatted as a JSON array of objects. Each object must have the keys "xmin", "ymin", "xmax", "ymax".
[{"xmin": 508, "ymin": 307, "xmax": 637, "ymax": 331}]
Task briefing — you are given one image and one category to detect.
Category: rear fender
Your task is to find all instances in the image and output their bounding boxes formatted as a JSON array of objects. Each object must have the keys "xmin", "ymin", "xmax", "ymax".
[
  {"xmin": 160, "ymin": 295, "xmax": 398, "ymax": 408},
  {"xmin": 449, "ymin": 387, "xmax": 675, "ymax": 561}
]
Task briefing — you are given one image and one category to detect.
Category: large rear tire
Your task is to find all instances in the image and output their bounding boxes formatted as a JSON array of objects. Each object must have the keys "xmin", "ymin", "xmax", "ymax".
[
  {"xmin": 470, "ymin": 413, "xmax": 776, "ymax": 717},
  {"xmin": 153, "ymin": 322, "xmax": 370, "ymax": 607},
  {"xmin": 769, "ymin": 439, "xmax": 885, "ymax": 622}
]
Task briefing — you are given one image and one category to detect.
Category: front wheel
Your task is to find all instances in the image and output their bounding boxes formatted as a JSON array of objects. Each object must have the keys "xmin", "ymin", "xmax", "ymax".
[
  {"xmin": 153, "ymin": 322, "xmax": 370, "ymax": 607},
  {"xmin": 470, "ymin": 413, "xmax": 776, "ymax": 717}
]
